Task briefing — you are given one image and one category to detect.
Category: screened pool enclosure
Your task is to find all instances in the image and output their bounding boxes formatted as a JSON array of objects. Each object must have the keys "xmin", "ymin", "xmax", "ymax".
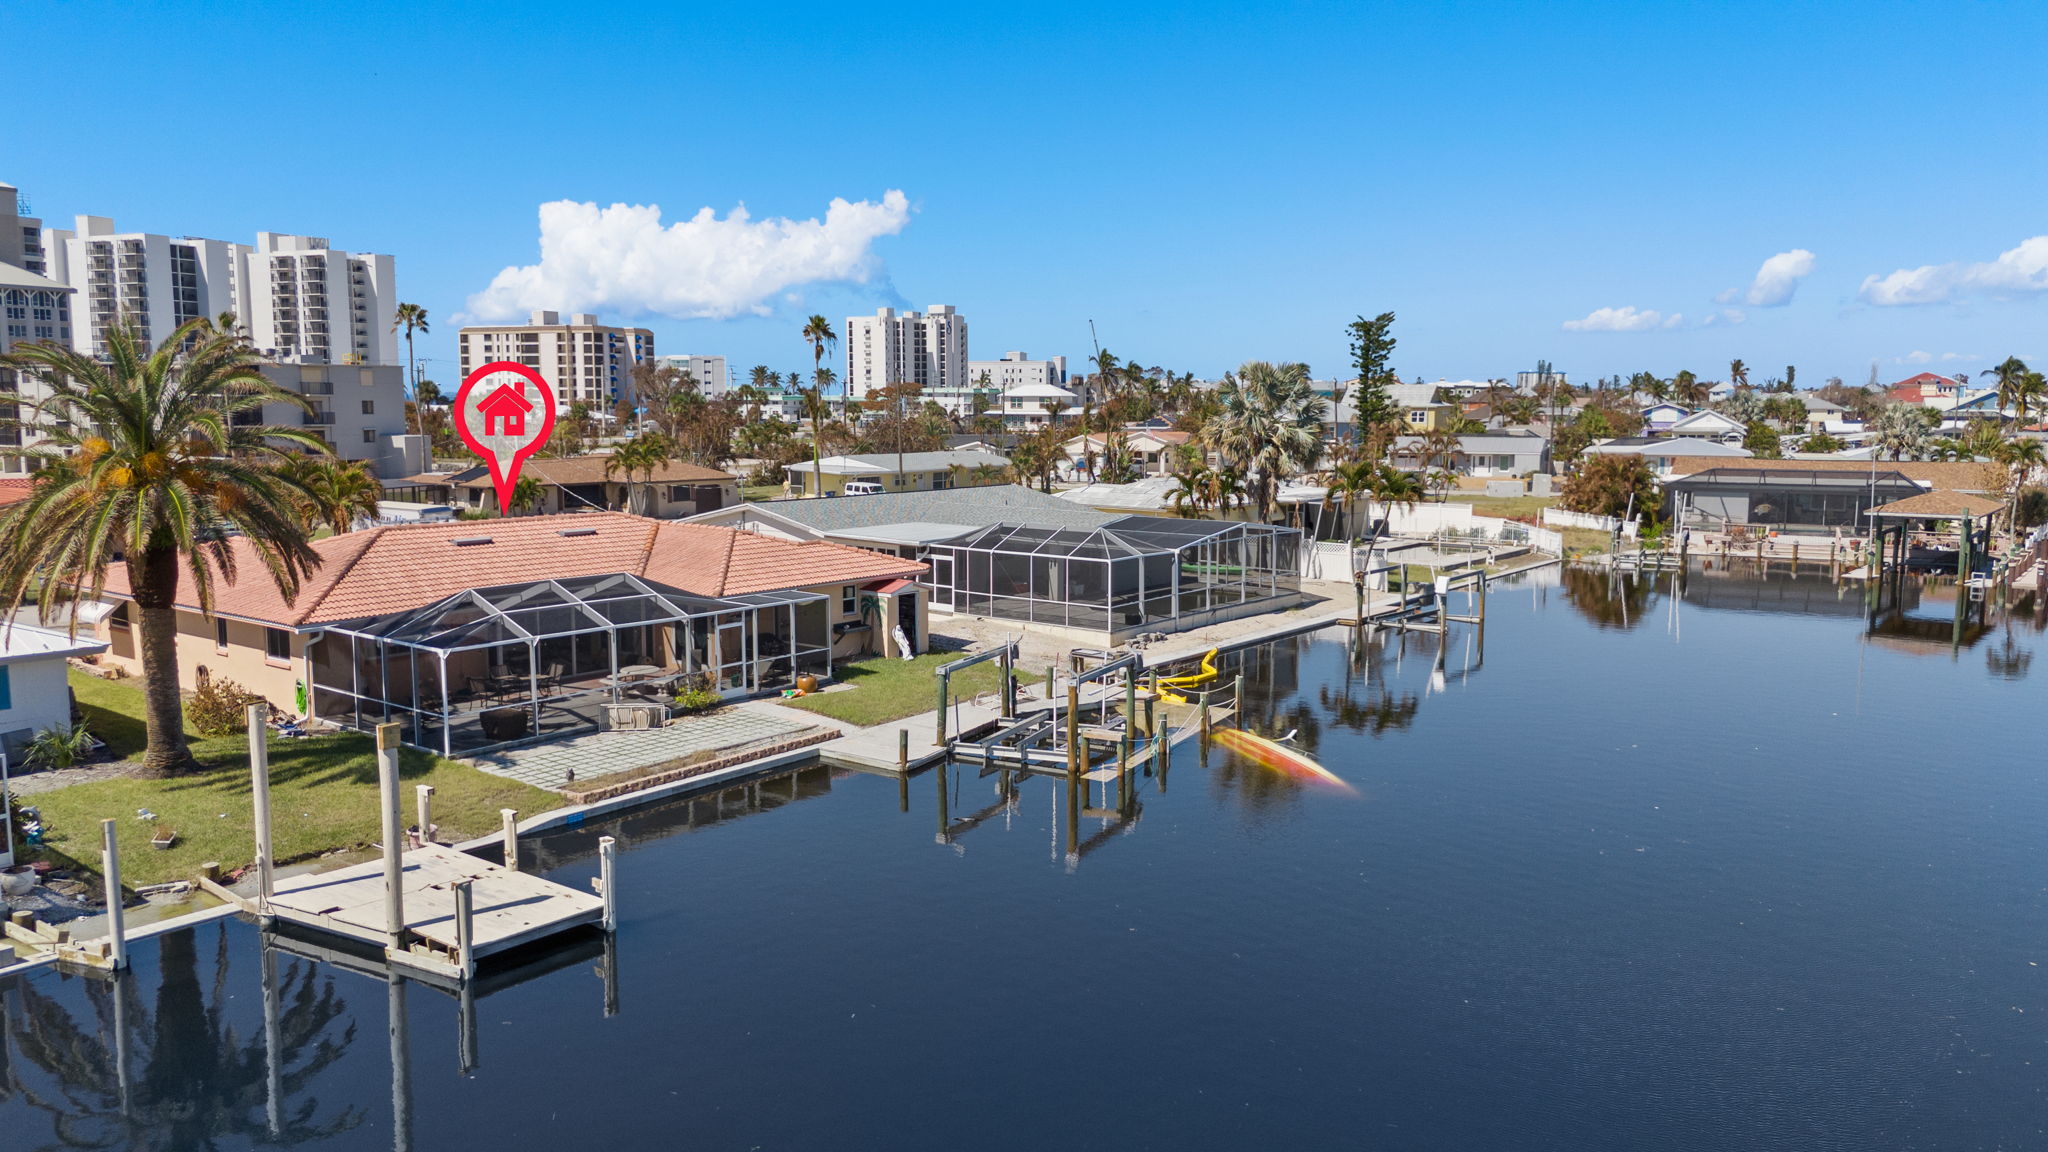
[
  {"xmin": 308, "ymin": 572, "xmax": 830, "ymax": 755},
  {"xmin": 922, "ymin": 516, "xmax": 1300, "ymax": 636}
]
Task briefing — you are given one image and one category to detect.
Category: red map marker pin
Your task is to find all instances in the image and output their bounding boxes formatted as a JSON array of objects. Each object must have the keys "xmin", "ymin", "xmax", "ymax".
[{"xmin": 454, "ymin": 361, "xmax": 558, "ymax": 514}]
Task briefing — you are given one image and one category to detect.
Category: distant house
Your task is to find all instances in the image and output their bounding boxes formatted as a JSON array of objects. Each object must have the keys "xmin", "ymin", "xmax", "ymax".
[
  {"xmin": 1797, "ymin": 394, "xmax": 1849, "ymax": 431},
  {"xmin": 1321, "ymin": 382, "xmax": 1458, "ymax": 441},
  {"xmin": 1889, "ymin": 372, "xmax": 1969, "ymax": 406},
  {"xmin": 1059, "ymin": 428, "xmax": 1195, "ymax": 478},
  {"xmin": 1391, "ymin": 431, "xmax": 1550, "ymax": 477},
  {"xmin": 0, "ymin": 625, "xmax": 108, "ymax": 766},
  {"xmin": 413, "ymin": 455, "xmax": 740, "ymax": 518},
  {"xmin": 998, "ymin": 383, "xmax": 1082, "ymax": 429},
  {"xmin": 1661, "ymin": 457, "xmax": 2004, "ymax": 534},
  {"xmin": 686, "ymin": 484, "xmax": 1116, "ymax": 560},
  {"xmin": 1583, "ymin": 436, "xmax": 1752, "ymax": 476},
  {"xmin": 786, "ymin": 450, "xmax": 1011, "ymax": 497},
  {"xmin": 1640, "ymin": 402, "xmax": 1689, "ymax": 434},
  {"xmin": 1666, "ymin": 410, "xmax": 1746, "ymax": 443}
]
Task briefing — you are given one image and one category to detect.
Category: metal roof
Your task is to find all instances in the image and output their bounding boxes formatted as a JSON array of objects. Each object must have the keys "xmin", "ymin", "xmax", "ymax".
[{"xmin": 757, "ymin": 484, "xmax": 1117, "ymax": 532}]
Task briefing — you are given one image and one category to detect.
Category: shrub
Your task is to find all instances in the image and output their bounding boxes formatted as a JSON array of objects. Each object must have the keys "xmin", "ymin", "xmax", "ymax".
[
  {"xmin": 23, "ymin": 723, "xmax": 94, "ymax": 771},
  {"xmin": 1559, "ymin": 455, "xmax": 1658, "ymax": 520},
  {"xmin": 672, "ymin": 673, "xmax": 722, "ymax": 714},
  {"xmin": 2017, "ymin": 487, "xmax": 2048, "ymax": 529},
  {"xmin": 186, "ymin": 672, "xmax": 268, "ymax": 737}
]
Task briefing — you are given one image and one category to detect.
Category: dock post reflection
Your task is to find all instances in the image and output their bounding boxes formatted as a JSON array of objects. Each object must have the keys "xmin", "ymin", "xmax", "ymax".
[
  {"xmin": 600, "ymin": 929, "xmax": 621, "ymax": 1019},
  {"xmin": 261, "ymin": 940, "xmax": 284, "ymax": 1136},
  {"xmin": 388, "ymin": 972, "xmax": 413, "ymax": 1152}
]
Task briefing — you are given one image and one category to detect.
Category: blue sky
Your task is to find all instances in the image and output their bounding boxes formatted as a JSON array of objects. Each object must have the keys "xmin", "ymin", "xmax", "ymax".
[{"xmin": 7, "ymin": 0, "xmax": 2046, "ymax": 389}]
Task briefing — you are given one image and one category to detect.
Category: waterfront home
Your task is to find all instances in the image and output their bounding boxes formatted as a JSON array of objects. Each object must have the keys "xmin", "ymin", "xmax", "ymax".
[
  {"xmin": 1640, "ymin": 402, "xmax": 1689, "ymax": 434},
  {"xmin": 1889, "ymin": 372, "xmax": 1969, "ymax": 406},
  {"xmin": 1058, "ymin": 428, "xmax": 1195, "ymax": 478},
  {"xmin": 1582, "ymin": 437, "xmax": 1751, "ymax": 476},
  {"xmin": 1322, "ymin": 382, "xmax": 1458, "ymax": 442},
  {"xmin": 1662, "ymin": 459, "xmax": 2004, "ymax": 535},
  {"xmin": 0, "ymin": 624, "xmax": 108, "ymax": 764},
  {"xmin": 85, "ymin": 513, "xmax": 927, "ymax": 754},
  {"xmin": 397, "ymin": 455, "xmax": 741, "ymax": 518},
  {"xmin": 785, "ymin": 450, "xmax": 1011, "ymax": 497},
  {"xmin": 686, "ymin": 484, "xmax": 1116, "ymax": 561}
]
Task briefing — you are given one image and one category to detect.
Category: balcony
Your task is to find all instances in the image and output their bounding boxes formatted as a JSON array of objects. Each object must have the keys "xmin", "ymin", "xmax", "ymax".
[
  {"xmin": 302, "ymin": 411, "xmax": 336, "ymax": 426},
  {"xmin": 302, "ymin": 381, "xmax": 334, "ymax": 395}
]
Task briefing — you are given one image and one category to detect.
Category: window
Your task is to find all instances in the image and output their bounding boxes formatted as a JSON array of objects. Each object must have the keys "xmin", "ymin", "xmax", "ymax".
[
  {"xmin": 0, "ymin": 666, "xmax": 11, "ymax": 710},
  {"xmin": 362, "ymin": 428, "xmax": 377, "ymax": 444},
  {"xmin": 266, "ymin": 628, "xmax": 291, "ymax": 662},
  {"xmin": 110, "ymin": 603, "xmax": 130, "ymax": 628},
  {"xmin": 361, "ymin": 399, "xmax": 375, "ymax": 414},
  {"xmin": 215, "ymin": 618, "xmax": 229, "ymax": 651},
  {"xmin": 841, "ymin": 585, "xmax": 857, "ymax": 615}
]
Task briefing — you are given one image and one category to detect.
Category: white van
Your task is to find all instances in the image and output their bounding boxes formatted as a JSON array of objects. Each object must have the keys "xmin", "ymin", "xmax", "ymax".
[{"xmin": 842, "ymin": 481, "xmax": 886, "ymax": 496}]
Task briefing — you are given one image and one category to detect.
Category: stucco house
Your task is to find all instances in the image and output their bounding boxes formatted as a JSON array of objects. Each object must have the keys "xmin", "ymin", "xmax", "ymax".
[
  {"xmin": 785, "ymin": 450, "xmax": 1010, "ymax": 497},
  {"xmin": 405, "ymin": 455, "xmax": 740, "ymax": 518},
  {"xmin": 0, "ymin": 625, "xmax": 108, "ymax": 766},
  {"xmin": 84, "ymin": 513, "xmax": 927, "ymax": 753}
]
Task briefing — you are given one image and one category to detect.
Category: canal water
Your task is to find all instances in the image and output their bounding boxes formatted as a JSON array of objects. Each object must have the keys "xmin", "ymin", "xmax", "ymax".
[{"xmin": 4, "ymin": 564, "xmax": 2045, "ymax": 1150}]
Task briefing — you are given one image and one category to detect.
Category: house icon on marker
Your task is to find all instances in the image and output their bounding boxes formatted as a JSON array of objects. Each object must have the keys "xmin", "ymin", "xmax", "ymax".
[{"xmin": 477, "ymin": 381, "xmax": 534, "ymax": 437}]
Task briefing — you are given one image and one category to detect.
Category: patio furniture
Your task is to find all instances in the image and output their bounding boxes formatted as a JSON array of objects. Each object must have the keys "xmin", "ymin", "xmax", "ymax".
[
  {"xmin": 479, "ymin": 707, "xmax": 531, "ymax": 742},
  {"xmin": 604, "ymin": 702, "xmax": 670, "ymax": 730}
]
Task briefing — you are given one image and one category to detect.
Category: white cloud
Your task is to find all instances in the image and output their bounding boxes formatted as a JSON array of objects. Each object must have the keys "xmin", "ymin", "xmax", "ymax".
[
  {"xmin": 1699, "ymin": 308, "xmax": 1746, "ymax": 327},
  {"xmin": 1901, "ymin": 350, "xmax": 1933, "ymax": 364},
  {"xmin": 465, "ymin": 191, "xmax": 912, "ymax": 322},
  {"xmin": 1940, "ymin": 351, "xmax": 1982, "ymax": 362},
  {"xmin": 1729, "ymin": 248, "xmax": 1816, "ymax": 307},
  {"xmin": 1859, "ymin": 235, "xmax": 2048, "ymax": 306},
  {"xmin": 1562, "ymin": 305, "xmax": 1678, "ymax": 332}
]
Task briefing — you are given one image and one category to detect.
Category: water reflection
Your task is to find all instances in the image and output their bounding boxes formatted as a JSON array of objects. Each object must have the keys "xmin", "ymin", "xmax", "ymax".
[{"xmin": 0, "ymin": 924, "xmax": 362, "ymax": 1150}]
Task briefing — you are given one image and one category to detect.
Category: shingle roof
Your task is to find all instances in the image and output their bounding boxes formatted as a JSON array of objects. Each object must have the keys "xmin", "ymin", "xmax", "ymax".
[
  {"xmin": 796, "ymin": 450, "xmax": 1011, "ymax": 475},
  {"xmin": 441, "ymin": 455, "xmax": 737, "ymax": 487},
  {"xmin": 96, "ymin": 512, "xmax": 922, "ymax": 626},
  {"xmin": 751, "ymin": 483, "xmax": 1116, "ymax": 532},
  {"xmin": 1660, "ymin": 457, "xmax": 2001, "ymax": 492},
  {"xmin": 1865, "ymin": 491, "xmax": 2006, "ymax": 518}
]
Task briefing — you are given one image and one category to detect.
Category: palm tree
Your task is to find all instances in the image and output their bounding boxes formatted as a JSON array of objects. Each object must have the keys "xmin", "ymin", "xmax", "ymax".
[
  {"xmin": 1872, "ymin": 403, "xmax": 1934, "ymax": 461},
  {"xmin": 604, "ymin": 433, "xmax": 671, "ymax": 514},
  {"xmin": 509, "ymin": 473, "xmax": 547, "ymax": 515},
  {"xmin": 1090, "ymin": 348, "xmax": 1121, "ymax": 402},
  {"xmin": 1204, "ymin": 361, "xmax": 1324, "ymax": 522},
  {"xmin": 1415, "ymin": 427, "xmax": 1463, "ymax": 499},
  {"xmin": 390, "ymin": 303, "xmax": 429, "ymax": 431},
  {"xmin": 1325, "ymin": 457, "xmax": 1377, "ymax": 540},
  {"xmin": 1729, "ymin": 359, "xmax": 1748, "ymax": 392},
  {"xmin": 1366, "ymin": 462, "xmax": 1426, "ymax": 522},
  {"xmin": 281, "ymin": 457, "xmax": 383, "ymax": 534},
  {"xmin": 802, "ymin": 314, "xmax": 837, "ymax": 397},
  {"xmin": 1983, "ymin": 357, "xmax": 2040, "ymax": 425},
  {"xmin": 0, "ymin": 319, "xmax": 327, "ymax": 775},
  {"xmin": 798, "ymin": 376, "xmax": 833, "ymax": 495}
]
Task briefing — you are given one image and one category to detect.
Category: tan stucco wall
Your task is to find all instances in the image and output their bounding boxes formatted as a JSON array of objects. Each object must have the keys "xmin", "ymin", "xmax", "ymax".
[{"xmin": 98, "ymin": 610, "xmax": 307, "ymax": 714}]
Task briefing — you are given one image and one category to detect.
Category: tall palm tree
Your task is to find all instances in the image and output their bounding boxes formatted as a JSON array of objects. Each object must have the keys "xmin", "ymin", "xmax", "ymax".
[
  {"xmin": 604, "ymin": 433, "xmax": 672, "ymax": 514},
  {"xmin": 1872, "ymin": 403, "xmax": 1934, "ymax": 461},
  {"xmin": 509, "ymin": 473, "xmax": 547, "ymax": 516},
  {"xmin": 1983, "ymin": 357, "xmax": 2040, "ymax": 426},
  {"xmin": 281, "ymin": 457, "xmax": 383, "ymax": 534},
  {"xmin": 1325, "ymin": 457, "xmax": 1377, "ymax": 540},
  {"xmin": 799, "ymin": 375, "xmax": 834, "ymax": 495},
  {"xmin": 1090, "ymin": 348, "xmax": 1121, "ymax": 403},
  {"xmin": 1204, "ymin": 361, "xmax": 1324, "ymax": 522},
  {"xmin": 802, "ymin": 315, "xmax": 837, "ymax": 398},
  {"xmin": 1366, "ymin": 462, "xmax": 1426, "ymax": 521},
  {"xmin": 0, "ymin": 320, "xmax": 327, "ymax": 775},
  {"xmin": 390, "ymin": 303, "xmax": 429, "ymax": 431},
  {"xmin": 1729, "ymin": 359, "xmax": 1748, "ymax": 391}
]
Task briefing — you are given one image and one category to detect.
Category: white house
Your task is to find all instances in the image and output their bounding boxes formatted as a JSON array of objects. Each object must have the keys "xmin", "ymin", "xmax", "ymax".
[
  {"xmin": 0, "ymin": 624, "xmax": 107, "ymax": 766},
  {"xmin": 998, "ymin": 382, "xmax": 1082, "ymax": 428},
  {"xmin": 1640, "ymin": 402, "xmax": 1689, "ymax": 434},
  {"xmin": 1666, "ymin": 409, "xmax": 1746, "ymax": 443}
]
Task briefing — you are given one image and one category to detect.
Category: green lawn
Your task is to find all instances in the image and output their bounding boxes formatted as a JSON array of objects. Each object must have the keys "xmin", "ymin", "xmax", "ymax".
[
  {"xmin": 781, "ymin": 652, "xmax": 1043, "ymax": 728},
  {"xmin": 1444, "ymin": 493, "xmax": 1558, "ymax": 520},
  {"xmin": 34, "ymin": 671, "xmax": 554, "ymax": 889},
  {"xmin": 741, "ymin": 483, "xmax": 788, "ymax": 502}
]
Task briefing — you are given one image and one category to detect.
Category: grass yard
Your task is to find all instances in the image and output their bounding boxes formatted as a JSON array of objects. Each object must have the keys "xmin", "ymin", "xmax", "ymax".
[
  {"xmin": 33, "ymin": 671, "xmax": 554, "ymax": 889},
  {"xmin": 781, "ymin": 652, "xmax": 1043, "ymax": 728},
  {"xmin": 1444, "ymin": 493, "xmax": 1558, "ymax": 520},
  {"xmin": 741, "ymin": 482, "xmax": 789, "ymax": 502}
]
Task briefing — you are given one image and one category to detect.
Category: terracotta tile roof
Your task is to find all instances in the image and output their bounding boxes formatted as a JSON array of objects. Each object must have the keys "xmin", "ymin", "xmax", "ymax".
[
  {"xmin": 97, "ymin": 512, "xmax": 923, "ymax": 626},
  {"xmin": 0, "ymin": 479, "xmax": 35, "ymax": 508},
  {"xmin": 1865, "ymin": 490, "xmax": 2006, "ymax": 518},
  {"xmin": 444, "ymin": 455, "xmax": 737, "ymax": 487},
  {"xmin": 1660, "ymin": 457, "xmax": 2002, "ymax": 492}
]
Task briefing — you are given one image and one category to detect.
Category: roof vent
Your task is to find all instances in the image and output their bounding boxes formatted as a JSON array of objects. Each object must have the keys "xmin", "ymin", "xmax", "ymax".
[
  {"xmin": 451, "ymin": 535, "xmax": 494, "ymax": 546},
  {"xmin": 558, "ymin": 528, "xmax": 598, "ymax": 538}
]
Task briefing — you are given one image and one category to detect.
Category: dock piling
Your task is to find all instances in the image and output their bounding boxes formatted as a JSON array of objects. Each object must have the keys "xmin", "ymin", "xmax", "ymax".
[
  {"xmin": 897, "ymin": 728, "xmax": 909, "ymax": 771},
  {"xmin": 377, "ymin": 723, "xmax": 406, "ymax": 951},
  {"xmin": 99, "ymin": 819, "xmax": 127, "ymax": 970},
  {"xmin": 598, "ymin": 836, "xmax": 618, "ymax": 933},
  {"xmin": 247, "ymin": 704, "xmax": 274, "ymax": 904},
  {"xmin": 500, "ymin": 809, "xmax": 520, "ymax": 872},
  {"xmin": 414, "ymin": 785, "xmax": 435, "ymax": 847},
  {"xmin": 1066, "ymin": 684, "xmax": 1081, "ymax": 773},
  {"xmin": 453, "ymin": 878, "xmax": 476, "ymax": 980}
]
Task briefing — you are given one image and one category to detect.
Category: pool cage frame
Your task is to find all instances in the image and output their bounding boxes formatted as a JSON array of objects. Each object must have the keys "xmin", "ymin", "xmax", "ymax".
[
  {"xmin": 308, "ymin": 572, "xmax": 831, "ymax": 756},
  {"xmin": 922, "ymin": 516, "xmax": 1301, "ymax": 637}
]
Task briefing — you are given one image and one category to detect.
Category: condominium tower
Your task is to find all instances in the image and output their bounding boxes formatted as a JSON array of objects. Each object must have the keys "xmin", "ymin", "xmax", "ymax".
[
  {"xmin": 843, "ymin": 305, "xmax": 967, "ymax": 399},
  {"xmin": 457, "ymin": 310, "xmax": 656, "ymax": 410},
  {"xmin": 655, "ymin": 353, "xmax": 730, "ymax": 397}
]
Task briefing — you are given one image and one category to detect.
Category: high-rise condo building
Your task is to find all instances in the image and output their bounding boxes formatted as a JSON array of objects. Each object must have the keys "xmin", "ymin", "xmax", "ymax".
[
  {"xmin": 655, "ymin": 353, "xmax": 730, "ymax": 397},
  {"xmin": 244, "ymin": 232, "xmax": 397, "ymax": 366},
  {"xmin": 457, "ymin": 310, "xmax": 656, "ymax": 410},
  {"xmin": 843, "ymin": 305, "xmax": 967, "ymax": 399}
]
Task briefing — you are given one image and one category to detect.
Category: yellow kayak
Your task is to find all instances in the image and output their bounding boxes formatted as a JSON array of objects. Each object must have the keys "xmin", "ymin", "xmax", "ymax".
[
  {"xmin": 1213, "ymin": 727, "xmax": 1352, "ymax": 791},
  {"xmin": 1153, "ymin": 648, "xmax": 1220, "ymax": 705}
]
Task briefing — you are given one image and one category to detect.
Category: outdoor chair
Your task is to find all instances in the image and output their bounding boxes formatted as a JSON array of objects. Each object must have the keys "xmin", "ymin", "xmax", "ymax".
[{"xmin": 466, "ymin": 676, "xmax": 497, "ymax": 705}]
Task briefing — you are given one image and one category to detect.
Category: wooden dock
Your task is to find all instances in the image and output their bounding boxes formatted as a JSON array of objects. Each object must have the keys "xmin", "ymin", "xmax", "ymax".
[{"xmin": 262, "ymin": 844, "xmax": 605, "ymax": 978}]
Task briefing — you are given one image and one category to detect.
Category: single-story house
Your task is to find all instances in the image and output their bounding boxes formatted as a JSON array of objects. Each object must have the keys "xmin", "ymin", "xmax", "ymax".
[
  {"xmin": 0, "ymin": 624, "xmax": 107, "ymax": 766},
  {"xmin": 86, "ymin": 513, "xmax": 927, "ymax": 755},
  {"xmin": 1662, "ymin": 458, "xmax": 2004, "ymax": 535},
  {"xmin": 1059, "ymin": 429, "xmax": 1195, "ymax": 477},
  {"xmin": 922, "ymin": 516, "xmax": 1303, "ymax": 641},
  {"xmin": 405, "ymin": 455, "xmax": 739, "ymax": 518},
  {"xmin": 1583, "ymin": 436, "xmax": 1752, "ymax": 476},
  {"xmin": 786, "ymin": 450, "xmax": 1011, "ymax": 497},
  {"xmin": 1391, "ymin": 432, "xmax": 1550, "ymax": 477},
  {"xmin": 686, "ymin": 484, "xmax": 1116, "ymax": 560}
]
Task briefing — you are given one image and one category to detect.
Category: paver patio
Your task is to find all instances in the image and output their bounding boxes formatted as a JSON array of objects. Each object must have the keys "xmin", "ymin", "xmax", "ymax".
[{"xmin": 465, "ymin": 708, "xmax": 829, "ymax": 792}]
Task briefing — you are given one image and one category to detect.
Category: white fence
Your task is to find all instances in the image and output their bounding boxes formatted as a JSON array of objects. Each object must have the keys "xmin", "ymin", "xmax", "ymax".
[{"xmin": 1541, "ymin": 506, "xmax": 1638, "ymax": 539}]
